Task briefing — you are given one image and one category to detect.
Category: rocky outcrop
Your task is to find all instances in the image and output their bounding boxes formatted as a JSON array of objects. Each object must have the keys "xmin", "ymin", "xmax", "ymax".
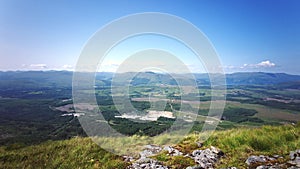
[
  {"xmin": 188, "ymin": 146, "xmax": 225, "ymax": 169},
  {"xmin": 126, "ymin": 145, "xmax": 168, "ymax": 169},
  {"xmin": 125, "ymin": 144, "xmax": 300, "ymax": 169},
  {"xmin": 245, "ymin": 149, "xmax": 300, "ymax": 169},
  {"xmin": 126, "ymin": 145, "xmax": 224, "ymax": 169},
  {"xmin": 127, "ymin": 158, "xmax": 168, "ymax": 169}
]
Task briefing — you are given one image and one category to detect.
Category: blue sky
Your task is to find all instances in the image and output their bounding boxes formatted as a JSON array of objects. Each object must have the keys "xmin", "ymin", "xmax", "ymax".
[{"xmin": 0, "ymin": 0, "xmax": 299, "ymax": 74}]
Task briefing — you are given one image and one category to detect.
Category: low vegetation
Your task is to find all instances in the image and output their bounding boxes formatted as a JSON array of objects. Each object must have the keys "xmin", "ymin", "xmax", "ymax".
[
  {"xmin": 0, "ymin": 137, "xmax": 128, "ymax": 169},
  {"xmin": 179, "ymin": 123, "xmax": 300, "ymax": 168},
  {"xmin": 1, "ymin": 124, "xmax": 299, "ymax": 169}
]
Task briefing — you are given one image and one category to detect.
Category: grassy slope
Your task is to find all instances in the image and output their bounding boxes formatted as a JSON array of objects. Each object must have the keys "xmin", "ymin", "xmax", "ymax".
[
  {"xmin": 207, "ymin": 124, "xmax": 299, "ymax": 168},
  {"xmin": 0, "ymin": 138, "xmax": 128, "ymax": 169},
  {"xmin": 1, "ymin": 124, "xmax": 299, "ymax": 169}
]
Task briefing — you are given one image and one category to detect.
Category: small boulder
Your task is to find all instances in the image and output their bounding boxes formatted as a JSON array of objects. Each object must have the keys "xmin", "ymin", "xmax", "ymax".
[
  {"xmin": 190, "ymin": 147, "xmax": 224, "ymax": 169},
  {"xmin": 246, "ymin": 155, "xmax": 274, "ymax": 166}
]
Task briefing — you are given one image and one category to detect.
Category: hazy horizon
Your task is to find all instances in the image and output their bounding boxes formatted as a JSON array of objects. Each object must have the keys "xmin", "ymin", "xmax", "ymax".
[{"xmin": 1, "ymin": 69, "xmax": 300, "ymax": 76}]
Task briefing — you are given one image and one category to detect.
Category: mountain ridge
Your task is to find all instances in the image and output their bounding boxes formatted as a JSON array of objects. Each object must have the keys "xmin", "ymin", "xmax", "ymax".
[{"xmin": 1, "ymin": 71, "xmax": 300, "ymax": 86}]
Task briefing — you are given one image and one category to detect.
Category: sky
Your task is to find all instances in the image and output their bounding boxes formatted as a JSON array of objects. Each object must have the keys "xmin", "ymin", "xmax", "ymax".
[{"xmin": 0, "ymin": 0, "xmax": 299, "ymax": 74}]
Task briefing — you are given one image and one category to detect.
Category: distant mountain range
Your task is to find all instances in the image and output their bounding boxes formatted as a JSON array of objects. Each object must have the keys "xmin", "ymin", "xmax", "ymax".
[
  {"xmin": 224, "ymin": 72, "xmax": 300, "ymax": 85},
  {"xmin": 0, "ymin": 71, "xmax": 300, "ymax": 88}
]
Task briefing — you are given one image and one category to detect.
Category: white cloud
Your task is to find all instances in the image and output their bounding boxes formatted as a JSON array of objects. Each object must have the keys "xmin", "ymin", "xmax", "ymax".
[
  {"xmin": 223, "ymin": 60, "xmax": 276, "ymax": 72},
  {"xmin": 62, "ymin": 64, "xmax": 73, "ymax": 69},
  {"xmin": 20, "ymin": 64, "xmax": 74, "ymax": 71},
  {"xmin": 256, "ymin": 60, "xmax": 275, "ymax": 67},
  {"xmin": 29, "ymin": 64, "xmax": 47, "ymax": 69}
]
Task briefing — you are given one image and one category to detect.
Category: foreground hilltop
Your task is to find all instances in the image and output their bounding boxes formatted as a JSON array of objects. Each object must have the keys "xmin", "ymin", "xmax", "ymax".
[{"xmin": 1, "ymin": 124, "xmax": 299, "ymax": 169}]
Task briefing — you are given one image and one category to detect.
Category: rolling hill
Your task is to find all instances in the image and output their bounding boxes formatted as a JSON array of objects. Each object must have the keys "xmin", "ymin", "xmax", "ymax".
[{"xmin": 1, "ymin": 71, "xmax": 300, "ymax": 87}]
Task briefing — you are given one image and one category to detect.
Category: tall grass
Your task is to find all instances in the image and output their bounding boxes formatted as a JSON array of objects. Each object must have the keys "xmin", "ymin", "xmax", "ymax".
[
  {"xmin": 0, "ymin": 137, "xmax": 128, "ymax": 169},
  {"xmin": 203, "ymin": 124, "xmax": 300, "ymax": 168}
]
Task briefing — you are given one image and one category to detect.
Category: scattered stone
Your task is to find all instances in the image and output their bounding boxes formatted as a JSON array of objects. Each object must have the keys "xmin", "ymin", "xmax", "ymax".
[
  {"xmin": 184, "ymin": 154, "xmax": 192, "ymax": 158},
  {"xmin": 210, "ymin": 146, "xmax": 219, "ymax": 154},
  {"xmin": 287, "ymin": 166, "xmax": 300, "ymax": 169},
  {"xmin": 186, "ymin": 165, "xmax": 203, "ymax": 169},
  {"xmin": 245, "ymin": 149, "xmax": 300, "ymax": 169},
  {"xmin": 163, "ymin": 146, "xmax": 183, "ymax": 156},
  {"xmin": 196, "ymin": 142, "xmax": 203, "ymax": 148},
  {"xmin": 123, "ymin": 155, "xmax": 134, "ymax": 162},
  {"xmin": 256, "ymin": 165, "xmax": 275, "ymax": 169},
  {"xmin": 272, "ymin": 155, "xmax": 282, "ymax": 159},
  {"xmin": 288, "ymin": 149, "xmax": 300, "ymax": 168},
  {"xmin": 192, "ymin": 150, "xmax": 202, "ymax": 157},
  {"xmin": 290, "ymin": 151, "xmax": 297, "ymax": 160},
  {"xmin": 245, "ymin": 155, "xmax": 276, "ymax": 166},
  {"xmin": 255, "ymin": 164, "xmax": 286, "ymax": 169},
  {"xmin": 125, "ymin": 143, "xmax": 300, "ymax": 169},
  {"xmin": 144, "ymin": 145, "xmax": 162, "ymax": 152},
  {"xmin": 246, "ymin": 155, "xmax": 266, "ymax": 165},
  {"xmin": 295, "ymin": 157, "xmax": 300, "ymax": 166},
  {"xmin": 140, "ymin": 145, "xmax": 162, "ymax": 159},
  {"xmin": 127, "ymin": 157, "xmax": 168, "ymax": 169}
]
